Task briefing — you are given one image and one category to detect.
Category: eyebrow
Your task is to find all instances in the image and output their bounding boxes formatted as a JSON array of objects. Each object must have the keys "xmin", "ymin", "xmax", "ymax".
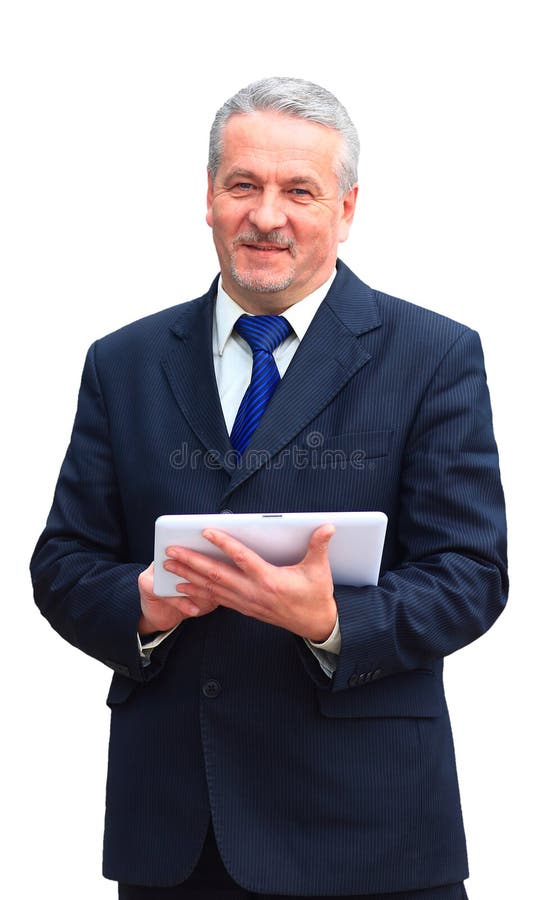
[
  {"xmin": 224, "ymin": 168, "xmax": 257, "ymax": 182},
  {"xmin": 287, "ymin": 175, "xmax": 323, "ymax": 192}
]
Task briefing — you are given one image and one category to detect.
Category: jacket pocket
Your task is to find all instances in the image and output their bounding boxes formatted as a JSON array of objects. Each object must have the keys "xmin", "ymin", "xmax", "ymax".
[
  {"xmin": 307, "ymin": 429, "xmax": 394, "ymax": 461},
  {"xmin": 106, "ymin": 672, "xmax": 139, "ymax": 708},
  {"xmin": 317, "ymin": 669, "xmax": 446, "ymax": 718}
]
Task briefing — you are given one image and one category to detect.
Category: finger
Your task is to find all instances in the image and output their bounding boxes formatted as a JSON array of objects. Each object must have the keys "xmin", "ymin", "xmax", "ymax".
[
  {"xmin": 161, "ymin": 593, "xmax": 201, "ymax": 616},
  {"xmin": 164, "ymin": 557, "xmax": 245, "ymax": 605},
  {"xmin": 145, "ymin": 592, "xmax": 193, "ymax": 615},
  {"xmin": 164, "ymin": 548, "xmax": 239, "ymax": 590},
  {"xmin": 165, "ymin": 545, "xmax": 225, "ymax": 569},
  {"xmin": 201, "ymin": 528, "xmax": 267, "ymax": 577},
  {"xmin": 164, "ymin": 585, "xmax": 209, "ymax": 617},
  {"xmin": 175, "ymin": 579, "xmax": 241, "ymax": 609},
  {"xmin": 164, "ymin": 555, "xmax": 236, "ymax": 591},
  {"xmin": 174, "ymin": 568, "xmax": 244, "ymax": 607}
]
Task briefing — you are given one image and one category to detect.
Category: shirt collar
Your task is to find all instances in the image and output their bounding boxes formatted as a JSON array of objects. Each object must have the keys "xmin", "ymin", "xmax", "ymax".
[{"xmin": 214, "ymin": 268, "xmax": 337, "ymax": 356}]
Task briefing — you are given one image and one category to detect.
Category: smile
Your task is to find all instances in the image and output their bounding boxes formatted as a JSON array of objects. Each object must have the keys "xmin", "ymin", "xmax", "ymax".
[{"xmin": 243, "ymin": 244, "xmax": 289, "ymax": 252}]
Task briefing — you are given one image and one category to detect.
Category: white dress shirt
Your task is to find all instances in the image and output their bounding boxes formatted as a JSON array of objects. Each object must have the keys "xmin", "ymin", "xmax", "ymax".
[{"xmin": 140, "ymin": 270, "xmax": 341, "ymax": 677}]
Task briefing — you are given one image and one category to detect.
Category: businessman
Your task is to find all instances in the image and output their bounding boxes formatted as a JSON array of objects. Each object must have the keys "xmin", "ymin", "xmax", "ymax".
[{"xmin": 31, "ymin": 77, "xmax": 508, "ymax": 899}]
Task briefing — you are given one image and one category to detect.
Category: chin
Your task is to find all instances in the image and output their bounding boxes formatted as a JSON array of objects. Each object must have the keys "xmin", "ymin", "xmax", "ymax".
[{"xmin": 230, "ymin": 265, "xmax": 294, "ymax": 295}]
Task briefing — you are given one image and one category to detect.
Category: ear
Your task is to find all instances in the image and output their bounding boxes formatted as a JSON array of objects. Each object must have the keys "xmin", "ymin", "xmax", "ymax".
[
  {"xmin": 206, "ymin": 170, "xmax": 214, "ymax": 228},
  {"xmin": 337, "ymin": 185, "xmax": 358, "ymax": 243}
]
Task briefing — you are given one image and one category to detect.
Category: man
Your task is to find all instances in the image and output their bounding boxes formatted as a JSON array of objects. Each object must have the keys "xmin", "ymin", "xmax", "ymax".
[{"xmin": 31, "ymin": 77, "xmax": 508, "ymax": 899}]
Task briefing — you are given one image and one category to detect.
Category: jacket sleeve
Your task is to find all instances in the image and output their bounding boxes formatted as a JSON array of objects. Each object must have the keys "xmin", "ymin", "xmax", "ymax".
[
  {"xmin": 304, "ymin": 327, "xmax": 508, "ymax": 693},
  {"xmin": 30, "ymin": 341, "xmax": 176, "ymax": 682}
]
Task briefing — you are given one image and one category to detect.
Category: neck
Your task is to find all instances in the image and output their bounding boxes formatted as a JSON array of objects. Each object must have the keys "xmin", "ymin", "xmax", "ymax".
[{"xmin": 220, "ymin": 270, "xmax": 336, "ymax": 315}]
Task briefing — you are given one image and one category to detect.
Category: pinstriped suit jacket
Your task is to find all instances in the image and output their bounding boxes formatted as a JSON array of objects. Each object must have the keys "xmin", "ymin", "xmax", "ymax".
[{"xmin": 31, "ymin": 260, "xmax": 508, "ymax": 894}]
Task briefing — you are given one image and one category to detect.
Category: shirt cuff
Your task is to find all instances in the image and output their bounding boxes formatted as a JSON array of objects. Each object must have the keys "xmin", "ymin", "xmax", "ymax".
[
  {"xmin": 137, "ymin": 625, "xmax": 179, "ymax": 665},
  {"xmin": 307, "ymin": 615, "xmax": 341, "ymax": 654},
  {"xmin": 303, "ymin": 615, "xmax": 341, "ymax": 679}
]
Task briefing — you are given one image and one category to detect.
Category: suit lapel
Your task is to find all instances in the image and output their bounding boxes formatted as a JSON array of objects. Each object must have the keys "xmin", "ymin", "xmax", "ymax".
[
  {"xmin": 223, "ymin": 261, "xmax": 382, "ymax": 498},
  {"xmin": 161, "ymin": 278, "xmax": 234, "ymax": 473}
]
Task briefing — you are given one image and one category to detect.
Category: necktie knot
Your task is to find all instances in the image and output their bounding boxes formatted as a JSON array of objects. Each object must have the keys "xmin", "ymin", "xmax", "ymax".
[{"xmin": 234, "ymin": 315, "xmax": 291, "ymax": 355}]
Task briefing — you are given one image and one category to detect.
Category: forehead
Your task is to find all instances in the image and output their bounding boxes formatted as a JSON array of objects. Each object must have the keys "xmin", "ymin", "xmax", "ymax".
[{"xmin": 218, "ymin": 111, "xmax": 341, "ymax": 179}]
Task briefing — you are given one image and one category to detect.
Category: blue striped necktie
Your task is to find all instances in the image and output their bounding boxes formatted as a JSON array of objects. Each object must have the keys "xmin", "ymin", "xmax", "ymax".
[{"xmin": 230, "ymin": 314, "xmax": 292, "ymax": 455}]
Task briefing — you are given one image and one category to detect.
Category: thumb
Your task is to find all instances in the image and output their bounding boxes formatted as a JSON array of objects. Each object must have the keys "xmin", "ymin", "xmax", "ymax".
[{"xmin": 303, "ymin": 524, "xmax": 335, "ymax": 567}]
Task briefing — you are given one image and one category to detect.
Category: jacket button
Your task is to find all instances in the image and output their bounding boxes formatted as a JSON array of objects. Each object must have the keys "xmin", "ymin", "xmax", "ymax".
[
  {"xmin": 220, "ymin": 508, "xmax": 233, "ymax": 514},
  {"xmin": 202, "ymin": 679, "xmax": 222, "ymax": 698}
]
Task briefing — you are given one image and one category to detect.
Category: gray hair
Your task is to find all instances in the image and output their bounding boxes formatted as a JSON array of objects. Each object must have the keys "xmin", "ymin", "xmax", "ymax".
[{"xmin": 208, "ymin": 76, "xmax": 359, "ymax": 197}]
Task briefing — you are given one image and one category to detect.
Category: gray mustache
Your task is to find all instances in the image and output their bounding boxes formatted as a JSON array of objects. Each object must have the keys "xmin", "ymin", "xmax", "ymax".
[{"xmin": 234, "ymin": 231, "xmax": 295, "ymax": 252}]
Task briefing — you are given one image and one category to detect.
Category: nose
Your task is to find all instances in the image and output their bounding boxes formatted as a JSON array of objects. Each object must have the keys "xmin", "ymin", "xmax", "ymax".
[{"xmin": 247, "ymin": 190, "xmax": 288, "ymax": 232}]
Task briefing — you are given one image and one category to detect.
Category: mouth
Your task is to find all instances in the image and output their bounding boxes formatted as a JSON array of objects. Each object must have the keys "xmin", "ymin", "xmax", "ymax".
[
  {"xmin": 233, "ymin": 232, "xmax": 294, "ymax": 257},
  {"xmin": 242, "ymin": 243, "xmax": 289, "ymax": 253}
]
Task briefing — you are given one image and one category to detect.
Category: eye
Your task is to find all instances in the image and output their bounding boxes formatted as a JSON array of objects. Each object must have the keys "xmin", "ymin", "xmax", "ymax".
[
  {"xmin": 289, "ymin": 188, "xmax": 310, "ymax": 196},
  {"xmin": 235, "ymin": 182, "xmax": 254, "ymax": 191}
]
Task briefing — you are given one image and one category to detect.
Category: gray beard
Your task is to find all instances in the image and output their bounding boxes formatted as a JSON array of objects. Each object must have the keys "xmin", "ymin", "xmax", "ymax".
[
  {"xmin": 229, "ymin": 262, "xmax": 295, "ymax": 294},
  {"xmin": 230, "ymin": 230, "xmax": 296, "ymax": 293}
]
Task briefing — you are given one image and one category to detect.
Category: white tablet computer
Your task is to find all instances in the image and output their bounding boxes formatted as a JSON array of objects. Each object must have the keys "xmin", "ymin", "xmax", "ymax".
[{"xmin": 153, "ymin": 511, "xmax": 387, "ymax": 596}]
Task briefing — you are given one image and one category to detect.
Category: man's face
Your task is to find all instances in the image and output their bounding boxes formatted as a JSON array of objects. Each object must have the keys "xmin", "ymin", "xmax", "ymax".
[{"xmin": 206, "ymin": 111, "xmax": 357, "ymax": 313}]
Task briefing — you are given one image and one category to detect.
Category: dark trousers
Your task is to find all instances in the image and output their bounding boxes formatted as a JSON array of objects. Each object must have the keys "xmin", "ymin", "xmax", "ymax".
[{"xmin": 118, "ymin": 825, "xmax": 468, "ymax": 900}]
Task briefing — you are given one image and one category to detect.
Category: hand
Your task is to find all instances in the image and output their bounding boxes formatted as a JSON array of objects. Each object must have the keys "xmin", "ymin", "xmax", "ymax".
[
  {"xmin": 163, "ymin": 524, "xmax": 337, "ymax": 642},
  {"xmin": 137, "ymin": 562, "xmax": 219, "ymax": 636}
]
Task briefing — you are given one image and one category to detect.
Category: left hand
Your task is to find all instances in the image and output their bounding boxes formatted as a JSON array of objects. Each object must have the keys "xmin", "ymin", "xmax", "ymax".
[{"xmin": 163, "ymin": 524, "xmax": 337, "ymax": 642}]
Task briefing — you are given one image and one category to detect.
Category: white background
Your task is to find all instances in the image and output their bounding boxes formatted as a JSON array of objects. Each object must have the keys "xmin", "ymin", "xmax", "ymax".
[{"xmin": 1, "ymin": 1, "xmax": 542, "ymax": 897}]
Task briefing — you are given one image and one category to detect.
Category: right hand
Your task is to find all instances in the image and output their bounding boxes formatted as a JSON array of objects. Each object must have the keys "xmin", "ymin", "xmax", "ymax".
[{"xmin": 138, "ymin": 562, "xmax": 219, "ymax": 635}]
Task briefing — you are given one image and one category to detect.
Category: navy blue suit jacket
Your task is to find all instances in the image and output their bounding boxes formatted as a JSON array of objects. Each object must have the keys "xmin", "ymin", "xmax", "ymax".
[{"xmin": 31, "ymin": 260, "xmax": 508, "ymax": 894}]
